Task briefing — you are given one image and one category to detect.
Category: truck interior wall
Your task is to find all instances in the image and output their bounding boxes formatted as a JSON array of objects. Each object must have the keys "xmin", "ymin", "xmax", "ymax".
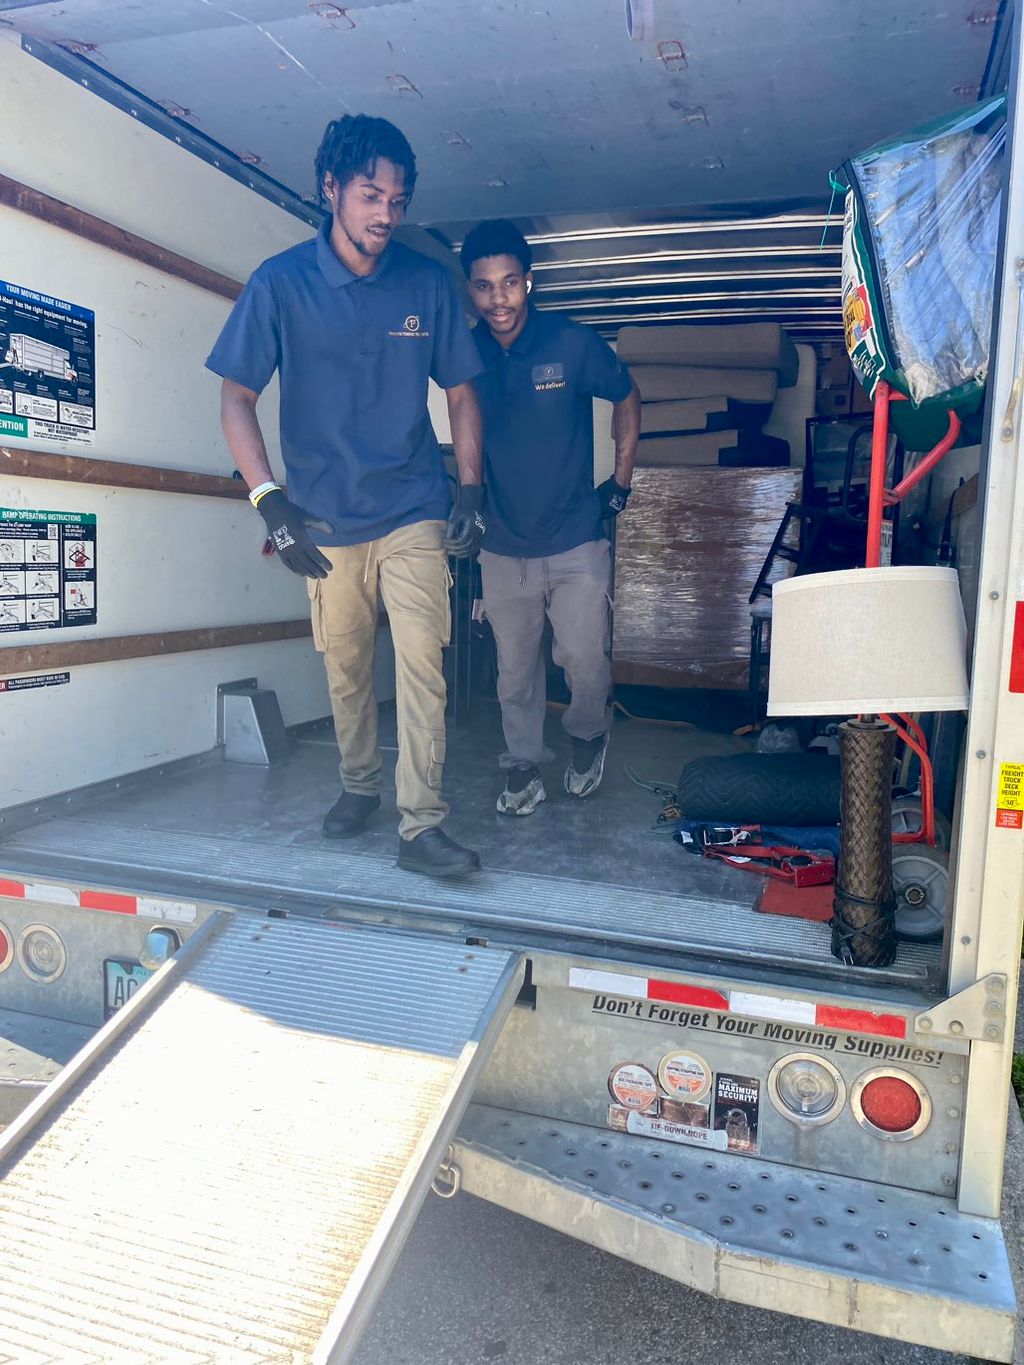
[{"xmin": 0, "ymin": 34, "xmax": 334, "ymax": 803}]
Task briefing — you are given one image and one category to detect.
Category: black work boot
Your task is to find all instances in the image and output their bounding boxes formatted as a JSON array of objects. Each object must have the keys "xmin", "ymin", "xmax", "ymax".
[
  {"xmin": 322, "ymin": 791, "xmax": 380, "ymax": 839},
  {"xmin": 397, "ymin": 827, "xmax": 480, "ymax": 878}
]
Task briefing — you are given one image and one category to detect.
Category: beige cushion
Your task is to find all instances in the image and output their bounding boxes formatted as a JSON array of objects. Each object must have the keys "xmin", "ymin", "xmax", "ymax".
[
  {"xmin": 637, "ymin": 431, "xmax": 736, "ymax": 465},
  {"xmin": 640, "ymin": 397, "xmax": 728, "ymax": 434},
  {"xmin": 618, "ymin": 323, "xmax": 800, "ymax": 386},
  {"xmin": 632, "ymin": 365, "xmax": 779, "ymax": 404}
]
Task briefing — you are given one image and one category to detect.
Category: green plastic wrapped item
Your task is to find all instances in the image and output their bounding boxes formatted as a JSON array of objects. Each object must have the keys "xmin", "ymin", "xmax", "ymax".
[{"xmin": 835, "ymin": 96, "xmax": 1006, "ymax": 447}]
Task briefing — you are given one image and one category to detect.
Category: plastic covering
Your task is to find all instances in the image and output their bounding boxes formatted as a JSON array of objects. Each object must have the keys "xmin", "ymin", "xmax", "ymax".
[
  {"xmin": 841, "ymin": 96, "xmax": 1006, "ymax": 409},
  {"xmin": 612, "ymin": 467, "xmax": 802, "ymax": 691}
]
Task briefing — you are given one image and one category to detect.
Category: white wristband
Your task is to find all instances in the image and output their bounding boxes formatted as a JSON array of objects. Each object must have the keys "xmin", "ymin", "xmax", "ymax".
[{"xmin": 248, "ymin": 481, "xmax": 281, "ymax": 508}]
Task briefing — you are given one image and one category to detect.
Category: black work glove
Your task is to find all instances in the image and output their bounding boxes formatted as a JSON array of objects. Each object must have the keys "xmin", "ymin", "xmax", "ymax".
[
  {"xmin": 443, "ymin": 483, "xmax": 486, "ymax": 559},
  {"xmin": 597, "ymin": 476, "xmax": 631, "ymax": 519},
  {"xmin": 256, "ymin": 489, "xmax": 332, "ymax": 579}
]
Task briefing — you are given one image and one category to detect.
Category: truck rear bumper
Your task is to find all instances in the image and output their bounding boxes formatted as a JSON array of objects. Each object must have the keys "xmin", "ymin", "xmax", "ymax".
[
  {"xmin": 0, "ymin": 1007, "xmax": 95, "ymax": 1126},
  {"xmin": 454, "ymin": 1103, "xmax": 1017, "ymax": 1362}
]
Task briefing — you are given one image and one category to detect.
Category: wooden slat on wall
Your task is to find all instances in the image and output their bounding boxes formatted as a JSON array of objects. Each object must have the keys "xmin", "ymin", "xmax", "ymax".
[
  {"xmin": 0, "ymin": 179, "xmax": 307, "ymax": 679},
  {"xmin": 0, "ymin": 620, "xmax": 312, "ymax": 676},
  {"xmin": 1, "ymin": 173, "xmax": 250, "ymax": 501},
  {"xmin": 0, "ymin": 447, "xmax": 247, "ymax": 499},
  {"xmin": 0, "ymin": 173, "xmax": 243, "ymax": 301}
]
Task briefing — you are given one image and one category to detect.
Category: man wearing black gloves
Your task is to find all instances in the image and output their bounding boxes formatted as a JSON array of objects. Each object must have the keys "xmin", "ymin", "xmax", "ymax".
[
  {"xmin": 208, "ymin": 114, "xmax": 485, "ymax": 877},
  {"xmin": 462, "ymin": 220, "xmax": 640, "ymax": 815}
]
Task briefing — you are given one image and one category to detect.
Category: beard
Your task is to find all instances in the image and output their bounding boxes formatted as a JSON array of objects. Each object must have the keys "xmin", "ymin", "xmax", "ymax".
[{"xmin": 340, "ymin": 217, "xmax": 388, "ymax": 256}]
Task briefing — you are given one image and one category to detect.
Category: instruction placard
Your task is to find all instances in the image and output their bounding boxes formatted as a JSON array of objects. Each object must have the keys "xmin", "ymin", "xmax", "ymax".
[
  {"xmin": 0, "ymin": 508, "xmax": 97, "ymax": 632},
  {"xmin": 0, "ymin": 280, "xmax": 95, "ymax": 447},
  {"xmin": 996, "ymin": 761, "xmax": 1024, "ymax": 829},
  {"xmin": 0, "ymin": 671, "xmax": 70, "ymax": 693}
]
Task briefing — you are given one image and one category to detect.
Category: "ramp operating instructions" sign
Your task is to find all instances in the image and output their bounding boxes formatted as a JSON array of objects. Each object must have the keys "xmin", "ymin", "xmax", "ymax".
[{"xmin": 0, "ymin": 508, "xmax": 97, "ymax": 632}]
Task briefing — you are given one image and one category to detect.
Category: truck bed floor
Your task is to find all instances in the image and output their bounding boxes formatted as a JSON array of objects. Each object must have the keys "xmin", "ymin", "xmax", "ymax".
[{"xmin": 0, "ymin": 709, "xmax": 941, "ymax": 989}]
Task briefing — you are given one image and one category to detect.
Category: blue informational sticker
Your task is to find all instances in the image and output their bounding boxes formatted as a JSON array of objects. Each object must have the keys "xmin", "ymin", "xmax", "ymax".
[{"xmin": 0, "ymin": 280, "xmax": 95, "ymax": 445}]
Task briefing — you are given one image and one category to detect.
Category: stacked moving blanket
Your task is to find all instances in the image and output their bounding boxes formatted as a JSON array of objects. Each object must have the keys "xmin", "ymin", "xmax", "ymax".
[{"xmin": 618, "ymin": 322, "xmax": 800, "ymax": 467}]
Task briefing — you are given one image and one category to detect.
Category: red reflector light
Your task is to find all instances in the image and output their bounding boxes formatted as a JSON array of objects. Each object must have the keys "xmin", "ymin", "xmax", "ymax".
[
  {"xmin": 852, "ymin": 1069, "xmax": 932, "ymax": 1141},
  {"xmin": 0, "ymin": 922, "xmax": 11, "ymax": 972},
  {"xmin": 860, "ymin": 1076, "xmax": 922, "ymax": 1132},
  {"xmin": 851, "ymin": 1070, "xmax": 933, "ymax": 1135}
]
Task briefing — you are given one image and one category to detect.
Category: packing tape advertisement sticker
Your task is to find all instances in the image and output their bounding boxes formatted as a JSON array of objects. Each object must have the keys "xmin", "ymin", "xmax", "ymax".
[
  {"xmin": 657, "ymin": 1050, "xmax": 712, "ymax": 1102},
  {"xmin": 608, "ymin": 1061, "xmax": 659, "ymax": 1110},
  {"xmin": 996, "ymin": 760, "xmax": 1024, "ymax": 829}
]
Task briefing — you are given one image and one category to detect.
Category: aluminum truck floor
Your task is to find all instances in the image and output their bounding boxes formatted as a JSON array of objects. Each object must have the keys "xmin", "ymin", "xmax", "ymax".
[
  {"xmin": 0, "ymin": 911, "xmax": 523, "ymax": 1363},
  {"xmin": 0, "ymin": 729, "xmax": 943, "ymax": 992}
]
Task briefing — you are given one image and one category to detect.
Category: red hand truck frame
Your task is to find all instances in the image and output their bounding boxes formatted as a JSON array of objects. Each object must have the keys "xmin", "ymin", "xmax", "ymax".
[{"xmin": 864, "ymin": 379, "xmax": 963, "ymax": 846}]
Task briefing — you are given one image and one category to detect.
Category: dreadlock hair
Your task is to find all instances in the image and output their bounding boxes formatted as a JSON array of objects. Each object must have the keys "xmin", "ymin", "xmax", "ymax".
[
  {"xmin": 314, "ymin": 114, "xmax": 417, "ymax": 205},
  {"xmin": 460, "ymin": 219, "xmax": 532, "ymax": 276}
]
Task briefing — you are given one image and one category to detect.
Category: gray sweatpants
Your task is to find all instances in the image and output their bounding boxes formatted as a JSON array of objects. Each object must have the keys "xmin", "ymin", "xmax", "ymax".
[{"xmin": 480, "ymin": 539, "xmax": 612, "ymax": 769}]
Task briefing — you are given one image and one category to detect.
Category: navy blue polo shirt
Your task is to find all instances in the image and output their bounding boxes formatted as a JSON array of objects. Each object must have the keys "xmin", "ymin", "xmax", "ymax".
[
  {"xmin": 206, "ymin": 220, "xmax": 482, "ymax": 545},
  {"xmin": 474, "ymin": 309, "xmax": 632, "ymax": 557}
]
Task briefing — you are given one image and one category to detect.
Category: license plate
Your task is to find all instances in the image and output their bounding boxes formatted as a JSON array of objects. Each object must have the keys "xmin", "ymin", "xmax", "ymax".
[{"xmin": 103, "ymin": 959, "xmax": 153, "ymax": 1019}]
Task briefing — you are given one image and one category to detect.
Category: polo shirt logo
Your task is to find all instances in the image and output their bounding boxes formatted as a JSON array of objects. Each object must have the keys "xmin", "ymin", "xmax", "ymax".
[
  {"xmin": 389, "ymin": 313, "xmax": 430, "ymax": 338},
  {"xmin": 532, "ymin": 361, "xmax": 566, "ymax": 392}
]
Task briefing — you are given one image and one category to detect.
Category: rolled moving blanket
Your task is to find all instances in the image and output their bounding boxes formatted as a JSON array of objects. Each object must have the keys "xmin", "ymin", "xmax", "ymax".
[
  {"xmin": 617, "ymin": 323, "xmax": 800, "ymax": 387},
  {"xmin": 633, "ymin": 366, "xmax": 779, "ymax": 404},
  {"xmin": 636, "ymin": 430, "xmax": 790, "ymax": 468},
  {"xmin": 676, "ymin": 753, "xmax": 842, "ymax": 825},
  {"xmin": 639, "ymin": 396, "xmax": 772, "ymax": 435}
]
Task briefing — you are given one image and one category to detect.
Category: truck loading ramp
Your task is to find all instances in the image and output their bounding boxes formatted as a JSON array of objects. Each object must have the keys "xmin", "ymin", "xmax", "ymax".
[{"xmin": 0, "ymin": 911, "xmax": 523, "ymax": 1363}]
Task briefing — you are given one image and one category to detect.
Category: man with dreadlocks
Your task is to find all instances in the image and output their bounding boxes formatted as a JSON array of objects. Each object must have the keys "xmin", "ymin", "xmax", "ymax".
[{"xmin": 207, "ymin": 115, "xmax": 485, "ymax": 878}]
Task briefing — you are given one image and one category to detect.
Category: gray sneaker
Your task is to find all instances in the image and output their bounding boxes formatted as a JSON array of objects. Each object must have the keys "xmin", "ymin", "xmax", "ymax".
[
  {"xmin": 564, "ymin": 734, "xmax": 608, "ymax": 798},
  {"xmin": 496, "ymin": 765, "xmax": 546, "ymax": 816}
]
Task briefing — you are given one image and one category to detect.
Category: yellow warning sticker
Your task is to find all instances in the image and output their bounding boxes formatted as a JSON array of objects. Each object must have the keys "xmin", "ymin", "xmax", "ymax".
[
  {"xmin": 998, "ymin": 763, "xmax": 1024, "ymax": 809},
  {"xmin": 996, "ymin": 763, "xmax": 1024, "ymax": 829}
]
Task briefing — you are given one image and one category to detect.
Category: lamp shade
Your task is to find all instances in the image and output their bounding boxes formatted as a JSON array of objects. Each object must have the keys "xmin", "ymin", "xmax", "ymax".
[{"xmin": 767, "ymin": 566, "xmax": 969, "ymax": 717}]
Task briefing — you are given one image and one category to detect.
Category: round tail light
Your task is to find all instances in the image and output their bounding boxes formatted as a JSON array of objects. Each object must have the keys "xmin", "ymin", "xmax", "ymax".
[
  {"xmin": 768, "ymin": 1053, "xmax": 846, "ymax": 1127},
  {"xmin": 0, "ymin": 920, "xmax": 13, "ymax": 973},
  {"xmin": 17, "ymin": 924, "xmax": 67, "ymax": 984},
  {"xmin": 852, "ymin": 1069, "xmax": 931, "ymax": 1141}
]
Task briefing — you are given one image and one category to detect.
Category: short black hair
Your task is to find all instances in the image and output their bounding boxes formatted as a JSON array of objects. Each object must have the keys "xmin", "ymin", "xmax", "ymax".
[
  {"xmin": 460, "ymin": 219, "xmax": 532, "ymax": 276},
  {"xmin": 314, "ymin": 114, "xmax": 417, "ymax": 204}
]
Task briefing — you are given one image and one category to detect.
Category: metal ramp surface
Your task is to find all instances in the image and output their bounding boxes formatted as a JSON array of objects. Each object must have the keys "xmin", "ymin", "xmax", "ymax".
[{"xmin": 0, "ymin": 912, "xmax": 523, "ymax": 1364}]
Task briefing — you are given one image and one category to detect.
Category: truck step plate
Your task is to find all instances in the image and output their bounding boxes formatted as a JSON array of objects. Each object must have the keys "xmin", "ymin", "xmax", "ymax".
[
  {"xmin": 454, "ymin": 1104, "xmax": 1017, "ymax": 1362},
  {"xmin": 0, "ymin": 915, "xmax": 522, "ymax": 1363}
]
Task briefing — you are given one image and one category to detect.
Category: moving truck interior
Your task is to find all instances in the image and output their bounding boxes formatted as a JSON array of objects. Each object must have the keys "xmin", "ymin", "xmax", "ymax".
[{"xmin": 0, "ymin": 3, "xmax": 1022, "ymax": 1360}]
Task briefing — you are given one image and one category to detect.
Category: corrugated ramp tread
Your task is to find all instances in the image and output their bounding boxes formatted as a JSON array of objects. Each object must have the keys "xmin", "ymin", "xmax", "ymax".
[{"xmin": 0, "ymin": 914, "xmax": 521, "ymax": 1364}]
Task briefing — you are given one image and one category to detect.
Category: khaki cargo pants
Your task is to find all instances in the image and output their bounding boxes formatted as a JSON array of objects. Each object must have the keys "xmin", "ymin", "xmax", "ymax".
[{"xmin": 308, "ymin": 520, "xmax": 451, "ymax": 839}]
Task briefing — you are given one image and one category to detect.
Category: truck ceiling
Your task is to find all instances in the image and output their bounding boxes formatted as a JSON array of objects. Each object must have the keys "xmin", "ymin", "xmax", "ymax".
[{"xmin": 0, "ymin": 0, "xmax": 1011, "ymax": 335}]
